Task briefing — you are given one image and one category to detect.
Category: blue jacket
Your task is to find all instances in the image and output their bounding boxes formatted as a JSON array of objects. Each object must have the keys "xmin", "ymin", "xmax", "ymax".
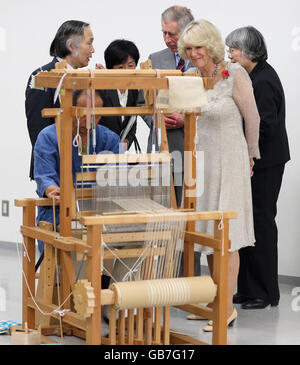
[{"xmin": 34, "ymin": 123, "xmax": 121, "ymax": 229}]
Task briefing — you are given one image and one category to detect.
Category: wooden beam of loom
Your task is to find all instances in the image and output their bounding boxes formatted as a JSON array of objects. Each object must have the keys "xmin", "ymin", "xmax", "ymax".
[
  {"xmin": 34, "ymin": 68, "xmax": 214, "ymax": 91},
  {"xmin": 15, "ymin": 198, "xmax": 59, "ymax": 207},
  {"xmin": 50, "ymin": 68, "xmax": 182, "ymax": 77},
  {"xmin": 35, "ymin": 75, "xmax": 169, "ymax": 91},
  {"xmin": 80, "ymin": 210, "xmax": 237, "ymax": 226},
  {"xmin": 42, "ymin": 106, "xmax": 202, "ymax": 119},
  {"xmin": 38, "ymin": 67, "xmax": 213, "ymax": 83}
]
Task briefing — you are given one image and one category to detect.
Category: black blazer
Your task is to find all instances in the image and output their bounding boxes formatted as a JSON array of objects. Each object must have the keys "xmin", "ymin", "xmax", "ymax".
[
  {"xmin": 250, "ymin": 61, "xmax": 290, "ymax": 169},
  {"xmin": 99, "ymin": 89, "xmax": 139, "ymax": 148},
  {"xmin": 25, "ymin": 57, "xmax": 60, "ymax": 179}
]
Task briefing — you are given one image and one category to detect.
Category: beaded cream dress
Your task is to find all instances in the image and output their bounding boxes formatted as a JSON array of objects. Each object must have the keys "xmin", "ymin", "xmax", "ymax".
[{"xmin": 189, "ymin": 62, "xmax": 260, "ymax": 254}]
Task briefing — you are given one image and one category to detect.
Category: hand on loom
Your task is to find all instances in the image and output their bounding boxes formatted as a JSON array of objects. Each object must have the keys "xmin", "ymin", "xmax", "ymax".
[
  {"xmin": 45, "ymin": 185, "xmax": 61, "ymax": 202},
  {"xmin": 164, "ymin": 113, "xmax": 185, "ymax": 129},
  {"xmin": 95, "ymin": 63, "xmax": 105, "ymax": 70}
]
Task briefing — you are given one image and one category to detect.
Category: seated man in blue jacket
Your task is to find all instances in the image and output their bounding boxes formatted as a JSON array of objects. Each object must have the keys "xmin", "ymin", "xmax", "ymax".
[
  {"xmin": 34, "ymin": 90, "xmax": 120, "ymax": 335},
  {"xmin": 34, "ymin": 89, "xmax": 121, "ymax": 234}
]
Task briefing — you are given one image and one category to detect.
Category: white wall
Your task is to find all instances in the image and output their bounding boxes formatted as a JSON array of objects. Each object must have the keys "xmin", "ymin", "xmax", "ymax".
[{"xmin": 0, "ymin": 0, "xmax": 299, "ymax": 276}]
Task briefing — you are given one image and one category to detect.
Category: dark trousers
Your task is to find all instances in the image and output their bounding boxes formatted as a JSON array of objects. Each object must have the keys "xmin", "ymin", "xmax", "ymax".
[
  {"xmin": 174, "ymin": 182, "xmax": 183, "ymax": 208},
  {"xmin": 237, "ymin": 164, "xmax": 285, "ymax": 304},
  {"xmin": 179, "ymin": 251, "xmax": 201, "ymax": 277}
]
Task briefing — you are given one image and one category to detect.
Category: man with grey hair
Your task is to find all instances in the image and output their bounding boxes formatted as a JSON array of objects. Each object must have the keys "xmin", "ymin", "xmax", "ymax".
[
  {"xmin": 147, "ymin": 6, "xmax": 201, "ymax": 279},
  {"xmin": 148, "ymin": 5, "xmax": 194, "ymax": 207},
  {"xmin": 25, "ymin": 20, "xmax": 95, "ymax": 180}
]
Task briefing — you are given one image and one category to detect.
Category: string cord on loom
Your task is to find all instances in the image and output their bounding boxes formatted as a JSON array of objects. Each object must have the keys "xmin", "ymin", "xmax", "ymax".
[
  {"xmin": 152, "ymin": 69, "xmax": 162, "ymax": 153},
  {"xmin": 89, "ymin": 69, "xmax": 97, "ymax": 155},
  {"xmin": 73, "ymin": 109, "xmax": 83, "ymax": 155},
  {"xmin": 14, "ymin": 197, "xmax": 87, "ymax": 339}
]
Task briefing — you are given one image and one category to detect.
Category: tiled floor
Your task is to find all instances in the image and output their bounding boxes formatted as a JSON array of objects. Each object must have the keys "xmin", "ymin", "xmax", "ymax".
[{"xmin": 1, "ymin": 242, "xmax": 300, "ymax": 346}]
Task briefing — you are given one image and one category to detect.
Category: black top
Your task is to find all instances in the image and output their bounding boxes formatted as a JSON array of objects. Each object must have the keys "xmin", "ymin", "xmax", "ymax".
[
  {"xmin": 25, "ymin": 57, "xmax": 60, "ymax": 179},
  {"xmin": 99, "ymin": 89, "xmax": 139, "ymax": 148},
  {"xmin": 250, "ymin": 61, "xmax": 290, "ymax": 169}
]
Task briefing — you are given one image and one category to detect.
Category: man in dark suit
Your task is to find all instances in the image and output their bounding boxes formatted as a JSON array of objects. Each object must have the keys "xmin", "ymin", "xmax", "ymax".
[
  {"xmin": 226, "ymin": 26, "xmax": 290, "ymax": 309},
  {"xmin": 148, "ymin": 5, "xmax": 194, "ymax": 208},
  {"xmin": 25, "ymin": 20, "xmax": 95, "ymax": 180}
]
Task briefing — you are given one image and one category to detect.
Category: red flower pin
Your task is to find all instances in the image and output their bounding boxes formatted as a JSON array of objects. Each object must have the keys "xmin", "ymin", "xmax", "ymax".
[{"xmin": 222, "ymin": 70, "xmax": 230, "ymax": 79}]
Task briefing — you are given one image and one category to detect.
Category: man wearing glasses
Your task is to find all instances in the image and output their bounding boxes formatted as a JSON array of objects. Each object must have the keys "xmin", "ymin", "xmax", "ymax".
[
  {"xmin": 148, "ymin": 5, "xmax": 194, "ymax": 208},
  {"xmin": 148, "ymin": 6, "xmax": 201, "ymax": 279}
]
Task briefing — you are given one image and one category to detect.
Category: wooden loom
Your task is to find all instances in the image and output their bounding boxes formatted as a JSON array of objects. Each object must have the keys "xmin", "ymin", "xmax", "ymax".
[{"xmin": 15, "ymin": 63, "xmax": 237, "ymax": 345}]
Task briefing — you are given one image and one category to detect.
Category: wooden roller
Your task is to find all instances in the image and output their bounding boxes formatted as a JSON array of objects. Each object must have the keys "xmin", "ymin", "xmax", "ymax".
[{"xmin": 110, "ymin": 276, "xmax": 217, "ymax": 310}]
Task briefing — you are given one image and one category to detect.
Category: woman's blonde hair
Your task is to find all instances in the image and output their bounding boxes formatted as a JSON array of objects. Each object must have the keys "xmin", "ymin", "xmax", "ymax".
[{"xmin": 178, "ymin": 19, "xmax": 225, "ymax": 64}]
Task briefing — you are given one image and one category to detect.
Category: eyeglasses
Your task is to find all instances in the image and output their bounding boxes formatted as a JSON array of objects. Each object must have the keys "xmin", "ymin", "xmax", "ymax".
[{"xmin": 227, "ymin": 48, "xmax": 239, "ymax": 55}]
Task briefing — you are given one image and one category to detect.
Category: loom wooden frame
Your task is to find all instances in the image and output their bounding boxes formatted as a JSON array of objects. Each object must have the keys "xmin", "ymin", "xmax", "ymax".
[{"xmin": 15, "ymin": 63, "xmax": 237, "ymax": 345}]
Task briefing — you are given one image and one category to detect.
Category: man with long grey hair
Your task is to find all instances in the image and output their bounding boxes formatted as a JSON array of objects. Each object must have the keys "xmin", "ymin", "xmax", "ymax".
[
  {"xmin": 26, "ymin": 20, "xmax": 95, "ymax": 180},
  {"xmin": 147, "ymin": 6, "xmax": 201, "ymax": 280}
]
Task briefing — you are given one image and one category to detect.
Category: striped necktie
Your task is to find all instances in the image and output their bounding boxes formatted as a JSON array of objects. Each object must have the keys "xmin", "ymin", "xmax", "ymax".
[{"xmin": 177, "ymin": 57, "xmax": 185, "ymax": 71}]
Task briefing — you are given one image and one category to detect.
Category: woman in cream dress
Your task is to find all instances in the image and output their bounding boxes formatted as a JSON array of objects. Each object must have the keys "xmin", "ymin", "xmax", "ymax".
[{"xmin": 178, "ymin": 20, "xmax": 260, "ymax": 330}]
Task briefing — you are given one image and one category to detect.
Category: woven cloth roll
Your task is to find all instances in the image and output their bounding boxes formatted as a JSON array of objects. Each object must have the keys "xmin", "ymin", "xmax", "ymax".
[
  {"xmin": 110, "ymin": 276, "xmax": 217, "ymax": 310},
  {"xmin": 156, "ymin": 76, "xmax": 208, "ymax": 113}
]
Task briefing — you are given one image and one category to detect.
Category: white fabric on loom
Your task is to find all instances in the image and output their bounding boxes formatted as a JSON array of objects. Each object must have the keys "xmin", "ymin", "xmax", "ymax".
[{"xmin": 156, "ymin": 76, "xmax": 208, "ymax": 113}]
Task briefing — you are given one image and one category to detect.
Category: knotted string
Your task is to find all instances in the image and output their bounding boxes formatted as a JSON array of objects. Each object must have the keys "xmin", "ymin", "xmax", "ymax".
[{"xmin": 72, "ymin": 113, "xmax": 83, "ymax": 155}]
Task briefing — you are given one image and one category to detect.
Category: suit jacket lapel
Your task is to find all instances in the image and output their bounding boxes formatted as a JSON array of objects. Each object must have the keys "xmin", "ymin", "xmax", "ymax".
[{"xmin": 162, "ymin": 49, "xmax": 176, "ymax": 69}]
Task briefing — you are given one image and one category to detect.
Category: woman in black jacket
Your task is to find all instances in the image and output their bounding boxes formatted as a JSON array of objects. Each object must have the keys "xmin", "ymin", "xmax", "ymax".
[
  {"xmin": 226, "ymin": 26, "xmax": 290, "ymax": 309},
  {"xmin": 98, "ymin": 39, "xmax": 141, "ymax": 152}
]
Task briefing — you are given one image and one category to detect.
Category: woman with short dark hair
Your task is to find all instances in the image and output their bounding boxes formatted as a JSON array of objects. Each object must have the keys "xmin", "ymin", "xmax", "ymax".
[
  {"xmin": 99, "ymin": 39, "xmax": 141, "ymax": 151},
  {"xmin": 104, "ymin": 39, "xmax": 140, "ymax": 70},
  {"xmin": 226, "ymin": 26, "xmax": 290, "ymax": 310}
]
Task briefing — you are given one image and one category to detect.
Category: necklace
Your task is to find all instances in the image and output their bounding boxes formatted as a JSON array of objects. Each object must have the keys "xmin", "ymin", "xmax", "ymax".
[{"xmin": 200, "ymin": 64, "xmax": 219, "ymax": 78}]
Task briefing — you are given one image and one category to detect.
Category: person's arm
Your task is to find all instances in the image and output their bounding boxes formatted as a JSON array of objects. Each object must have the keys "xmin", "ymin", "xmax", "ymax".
[
  {"xmin": 232, "ymin": 67, "xmax": 261, "ymax": 159},
  {"xmin": 253, "ymin": 79, "xmax": 280, "ymax": 142},
  {"xmin": 34, "ymin": 128, "xmax": 60, "ymax": 198},
  {"xmin": 45, "ymin": 185, "xmax": 60, "ymax": 200},
  {"xmin": 232, "ymin": 67, "xmax": 261, "ymax": 175},
  {"xmin": 25, "ymin": 72, "xmax": 56, "ymax": 148}
]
